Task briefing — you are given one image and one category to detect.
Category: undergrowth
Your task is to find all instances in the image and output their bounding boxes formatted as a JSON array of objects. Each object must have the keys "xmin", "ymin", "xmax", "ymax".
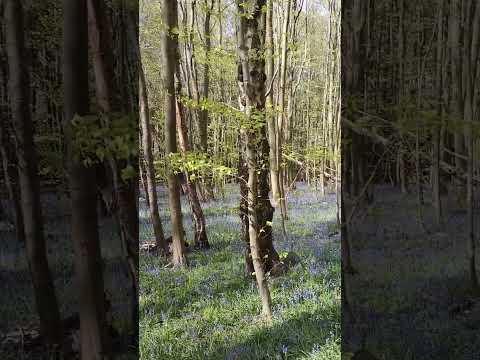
[{"xmin": 139, "ymin": 184, "xmax": 341, "ymax": 360}]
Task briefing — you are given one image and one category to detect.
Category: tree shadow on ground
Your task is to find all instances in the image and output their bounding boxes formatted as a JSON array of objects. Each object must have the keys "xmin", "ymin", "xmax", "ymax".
[{"xmin": 204, "ymin": 302, "xmax": 339, "ymax": 360}]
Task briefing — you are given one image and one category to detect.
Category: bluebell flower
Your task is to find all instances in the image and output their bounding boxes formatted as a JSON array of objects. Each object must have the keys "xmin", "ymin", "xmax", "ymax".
[
  {"xmin": 160, "ymin": 311, "xmax": 168, "ymax": 321},
  {"xmin": 147, "ymin": 265, "xmax": 159, "ymax": 276}
]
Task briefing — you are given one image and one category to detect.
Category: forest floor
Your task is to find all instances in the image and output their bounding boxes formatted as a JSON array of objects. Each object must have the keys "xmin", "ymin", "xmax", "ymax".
[
  {"xmin": 139, "ymin": 183, "xmax": 341, "ymax": 360},
  {"xmin": 0, "ymin": 193, "xmax": 136, "ymax": 359},
  {"xmin": 343, "ymin": 184, "xmax": 480, "ymax": 360}
]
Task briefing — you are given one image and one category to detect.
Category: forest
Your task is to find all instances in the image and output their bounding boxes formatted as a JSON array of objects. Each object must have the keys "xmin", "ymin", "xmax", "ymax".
[
  {"xmin": 1, "ymin": 0, "xmax": 478, "ymax": 359},
  {"xmin": 138, "ymin": 0, "xmax": 341, "ymax": 359},
  {"xmin": 342, "ymin": 0, "xmax": 480, "ymax": 359},
  {"xmin": 1, "ymin": 0, "xmax": 139, "ymax": 358}
]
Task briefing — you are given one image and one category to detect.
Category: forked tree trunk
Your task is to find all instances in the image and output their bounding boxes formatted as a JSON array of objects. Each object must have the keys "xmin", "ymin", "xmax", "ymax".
[
  {"xmin": 163, "ymin": 0, "xmax": 187, "ymax": 267},
  {"xmin": 63, "ymin": 0, "xmax": 110, "ymax": 357},
  {"xmin": 5, "ymin": 0, "xmax": 63, "ymax": 349}
]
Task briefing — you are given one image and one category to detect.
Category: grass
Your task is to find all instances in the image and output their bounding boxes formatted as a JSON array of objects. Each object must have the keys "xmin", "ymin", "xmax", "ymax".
[{"xmin": 139, "ymin": 184, "xmax": 341, "ymax": 360}]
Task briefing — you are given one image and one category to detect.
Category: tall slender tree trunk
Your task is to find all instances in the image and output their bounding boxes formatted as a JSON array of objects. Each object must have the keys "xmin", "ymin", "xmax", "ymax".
[
  {"xmin": 63, "ymin": 0, "xmax": 110, "ymax": 357},
  {"xmin": 276, "ymin": 0, "xmax": 291, "ymax": 221},
  {"xmin": 139, "ymin": 157, "xmax": 150, "ymax": 208},
  {"xmin": 432, "ymin": 0, "xmax": 444, "ymax": 227},
  {"xmin": 163, "ymin": 0, "xmax": 187, "ymax": 267},
  {"xmin": 466, "ymin": 102, "xmax": 478, "ymax": 291},
  {"xmin": 139, "ymin": 61, "xmax": 167, "ymax": 254},
  {"xmin": 266, "ymin": 0, "xmax": 280, "ymax": 208},
  {"xmin": 449, "ymin": 0, "xmax": 465, "ymax": 203},
  {"xmin": 5, "ymin": 0, "xmax": 63, "ymax": 350},
  {"xmin": 397, "ymin": 0, "xmax": 407, "ymax": 194},
  {"xmin": 464, "ymin": 0, "xmax": 480, "ymax": 289},
  {"xmin": 199, "ymin": 0, "xmax": 215, "ymax": 200}
]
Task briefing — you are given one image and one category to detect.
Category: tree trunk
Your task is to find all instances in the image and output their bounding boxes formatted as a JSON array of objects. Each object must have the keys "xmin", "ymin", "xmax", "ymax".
[
  {"xmin": 276, "ymin": 0, "xmax": 291, "ymax": 220},
  {"xmin": 265, "ymin": 0, "xmax": 280, "ymax": 208},
  {"xmin": 245, "ymin": 127, "xmax": 273, "ymax": 321},
  {"xmin": 465, "ymin": 0, "xmax": 480, "ymax": 291},
  {"xmin": 0, "ymin": 48, "xmax": 25, "ymax": 243},
  {"xmin": 172, "ymin": 33, "xmax": 209, "ymax": 249},
  {"xmin": 0, "ymin": 123, "xmax": 25, "ymax": 244},
  {"xmin": 88, "ymin": 0, "xmax": 140, "ymax": 336},
  {"xmin": 63, "ymin": 0, "xmax": 110, "ymax": 357},
  {"xmin": 176, "ymin": 99, "xmax": 209, "ymax": 249},
  {"xmin": 466, "ymin": 104, "xmax": 478, "ymax": 291},
  {"xmin": 5, "ymin": 0, "xmax": 63, "ymax": 350},
  {"xmin": 163, "ymin": 0, "xmax": 187, "ymax": 267},
  {"xmin": 139, "ymin": 60, "xmax": 168, "ymax": 254},
  {"xmin": 432, "ymin": 0, "xmax": 444, "ymax": 227},
  {"xmin": 449, "ymin": 0, "xmax": 465, "ymax": 203},
  {"xmin": 236, "ymin": 0, "xmax": 277, "ymax": 322},
  {"xmin": 199, "ymin": 0, "xmax": 215, "ymax": 200},
  {"xmin": 139, "ymin": 157, "xmax": 150, "ymax": 208}
]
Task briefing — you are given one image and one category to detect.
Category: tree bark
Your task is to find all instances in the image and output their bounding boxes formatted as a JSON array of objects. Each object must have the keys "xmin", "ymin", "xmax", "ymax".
[
  {"xmin": 163, "ymin": 0, "xmax": 187, "ymax": 267},
  {"xmin": 276, "ymin": 0, "xmax": 291, "ymax": 220},
  {"xmin": 0, "ymin": 122, "xmax": 25, "ymax": 244},
  {"xmin": 265, "ymin": 0, "xmax": 280, "ymax": 209},
  {"xmin": 176, "ymin": 99, "xmax": 209, "ymax": 249},
  {"xmin": 5, "ymin": 0, "xmax": 63, "ymax": 349},
  {"xmin": 87, "ymin": 0, "xmax": 140, "ymax": 336},
  {"xmin": 63, "ymin": 0, "xmax": 110, "ymax": 357},
  {"xmin": 449, "ymin": 0, "xmax": 465, "ymax": 201},
  {"xmin": 139, "ymin": 60, "xmax": 168, "ymax": 254},
  {"xmin": 432, "ymin": 0, "xmax": 444, "ymax": 227},
  {"xmin": 199, "ymin": 0, "xmax": 215, "ymax": 200},
  {"xmin": 236, "ymin": 0, "xmax": 277, "ymax": 322}
]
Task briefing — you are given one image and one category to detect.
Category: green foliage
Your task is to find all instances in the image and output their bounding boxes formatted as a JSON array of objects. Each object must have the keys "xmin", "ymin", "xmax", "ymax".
[
  {"xmin": 238, "ymin": 1, "xmax": 259, "ymax": 19},
  {"xmin": 303, "ymin": 146, "xmax": 329, "ymax": 163},
  {"xmin": 70, "ymin": 112, "xmax": 138, "ymax": 180},
  {"xmin": 162, "ymin": 151, "xmax": 235, "ymax": 184}
]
